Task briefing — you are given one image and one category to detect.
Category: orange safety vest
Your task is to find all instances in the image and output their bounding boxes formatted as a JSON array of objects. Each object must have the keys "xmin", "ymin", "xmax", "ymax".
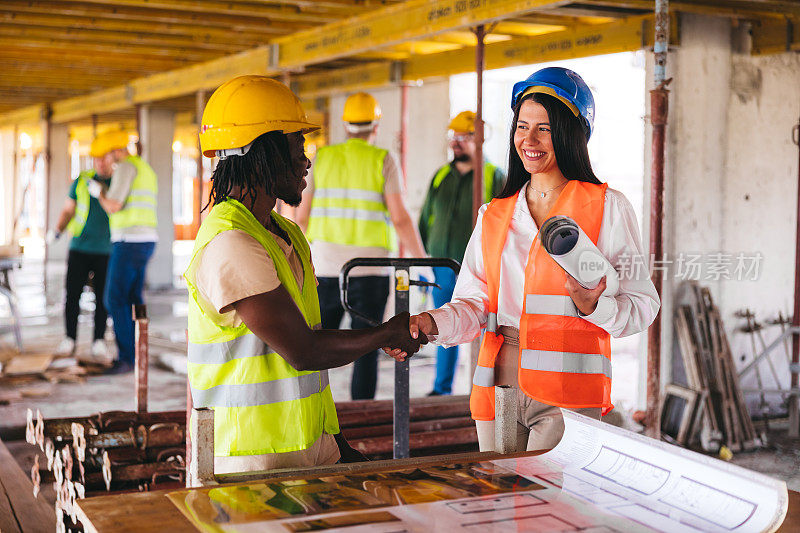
[{"xmin": 470, "ymin": 180, "xmax": 613, "ymax": 421}]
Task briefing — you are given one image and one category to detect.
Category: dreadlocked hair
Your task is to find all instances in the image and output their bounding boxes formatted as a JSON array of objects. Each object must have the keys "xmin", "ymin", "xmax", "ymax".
[{"xmin": 205, "ymin": 131, "xmax": 291, "ymax": 210}]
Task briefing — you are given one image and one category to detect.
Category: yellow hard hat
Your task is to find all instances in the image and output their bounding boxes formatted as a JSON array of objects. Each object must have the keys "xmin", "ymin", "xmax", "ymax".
[
  {"xmin": 199, "ymin": 75, "xmax": 320, "ymax": 158},
  {"xmin": 90, "ymin": 130, "xmax": 130, "ymax": 158},
  {"xmin": 448, "ymin": 111, "xmax": 476, "ymax": 134},
  {"xmin": 342, "ymin": 92, "xmax": 381, "ymax": 123}
]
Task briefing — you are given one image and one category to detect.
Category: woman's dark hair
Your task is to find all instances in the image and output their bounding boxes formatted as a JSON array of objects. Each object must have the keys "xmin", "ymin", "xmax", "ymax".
[
  {"xmin": 206, "ymin": 131, "xmax": 291, "ymax": 210},
  {"xmin": 497, "ymin": 92, "xmax": 601, "ymax": 199}
]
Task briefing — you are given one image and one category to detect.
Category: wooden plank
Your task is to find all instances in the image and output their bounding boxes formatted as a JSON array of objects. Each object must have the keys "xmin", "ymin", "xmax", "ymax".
[
  {"xmin": 0, "ymin": 437, "xmax": 55, "ymax": 531},
  {"xmin": 3, "ymin": 352, "xmax": 53, "ymax": 375}
]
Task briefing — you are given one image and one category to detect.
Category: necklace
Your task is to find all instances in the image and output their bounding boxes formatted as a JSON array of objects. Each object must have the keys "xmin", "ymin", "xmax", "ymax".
[{"xmin": 529, "ymin": 180, "xmax": 567, "ymax": 198}]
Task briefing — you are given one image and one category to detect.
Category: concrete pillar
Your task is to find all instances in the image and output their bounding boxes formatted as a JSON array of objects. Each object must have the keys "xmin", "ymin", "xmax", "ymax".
[
  {"xmin": 138, "ymin": 105, "xmax": 175, "ymax": 289},
  {"xmin": 45, "ymin": 123, "xmax": 71, "ymax": 262},
  {"xmin": 0, "ymin": 129, "xmax": 16, "ymax": 245},
  {"xmin": 641, "ymin": 14, "xmax": 732, "ymax": 405}
]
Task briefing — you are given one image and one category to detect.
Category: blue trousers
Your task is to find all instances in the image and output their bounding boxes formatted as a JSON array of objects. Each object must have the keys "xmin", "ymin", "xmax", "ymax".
[
  {"xmin": 104, "ymin": 241, "xmax": 155, "ymax": 365},
  {"xmin": 432, "ymin": 266, "xmax": 459, "ymax": 394}
]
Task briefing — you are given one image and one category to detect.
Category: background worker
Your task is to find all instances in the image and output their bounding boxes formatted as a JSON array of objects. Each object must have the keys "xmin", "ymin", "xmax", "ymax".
[
  {"xmin": 92, "ymin": 130, "xmax": 158, "ymax": 374},
  {"xmin": 188, "ymin": 76, "xmax": 424, "ymax": 473},
  {"xmin": 419, "ymin": 111, "xmax": 505, "ymax": 396},
  {"xmin": 50, "ymin": 138, "xmax": 114, "ymax": 362},
  {"xmin": 296, "ymin": 92, "xmax": 427, "ymax": 400}
]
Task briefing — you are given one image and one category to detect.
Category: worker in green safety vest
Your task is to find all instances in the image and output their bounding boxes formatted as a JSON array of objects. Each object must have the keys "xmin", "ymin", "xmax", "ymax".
[
  {"xmin": 91, "ymin": 129, "xmax": 159, "ymax": 374},
  {"xmin": 50, "ymin": 140, "xmax": 114, "ymax": 363},
  {"xmin": 418, "ymin": 111, "xmax": 506, "ymax": 396},
  {"xmin": 189, "ymin": 75, "xmax": 425, "ymax": 473},
  {"xmin": 295, "ymin": 92, "xmax": 428, "ymax": 401}
]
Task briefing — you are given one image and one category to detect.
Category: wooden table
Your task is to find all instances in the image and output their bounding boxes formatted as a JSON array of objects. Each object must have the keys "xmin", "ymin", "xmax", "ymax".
[{"xmin": 77, "ymin": 452, "xmax": 799, "ymax": 533}]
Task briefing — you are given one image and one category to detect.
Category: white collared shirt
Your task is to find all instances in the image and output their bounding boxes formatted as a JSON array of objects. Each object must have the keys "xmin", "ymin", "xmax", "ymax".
[{"xmin": 427, "ymin": 182, "xmax": 660, "ymax": 347}]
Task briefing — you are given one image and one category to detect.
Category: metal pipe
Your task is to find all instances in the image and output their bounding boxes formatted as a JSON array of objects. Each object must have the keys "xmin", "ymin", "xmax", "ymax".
[
  {"xmin": 400, "ymin": 83, "xmax": 409, "ymax": 186},
  {"xmin": 42, "ymin": 110, "xmax": 51, "ymax": 295},
  {"xmin": 646, "ymin": 0, "xmax": 670, "ymax": 440},
  {"xmin": 134, "ymin": 304, "xmax": 149, "ymax": 413},
  {"xmin": 791, "ymin": 114, "xmax": 800, "ymax": 437},
  {"xmin": 352, "ymin": 426, "xmax": 478, "ymax": 455},
  {"xmin": 472, "ymin": 24, "xmax": 486, "ymax": 226},
  {"xmin": 341, "ymin": 416, "xmax": 474, "ymax": 440}
]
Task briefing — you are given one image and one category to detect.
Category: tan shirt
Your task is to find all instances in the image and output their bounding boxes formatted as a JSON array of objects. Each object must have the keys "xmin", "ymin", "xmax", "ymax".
[
  {"xmin": 307, "ymin": 151, "xmax": 402, "ymax": 278},
  {"xmin": 193, "ymin": 227, "xmax": 340, "ymax": 471}
]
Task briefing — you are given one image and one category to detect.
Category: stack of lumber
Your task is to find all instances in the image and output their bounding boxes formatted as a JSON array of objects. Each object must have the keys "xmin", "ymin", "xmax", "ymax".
[{"xmin": 670, "ymin": 282, "xmax": 761, "ymax": 452}]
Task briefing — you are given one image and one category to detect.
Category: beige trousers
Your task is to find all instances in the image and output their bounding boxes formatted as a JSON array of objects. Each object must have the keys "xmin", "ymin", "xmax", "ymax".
[{"xmin": 476, "ymin": 327, "xmax": 601, "ymax": 452}]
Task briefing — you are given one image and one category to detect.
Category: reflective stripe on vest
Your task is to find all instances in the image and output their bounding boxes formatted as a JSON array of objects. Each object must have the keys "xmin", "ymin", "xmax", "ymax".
[
  {"xmin": 307, "ymin": 138, "xmax": 395, "ymax": 250},
  {"xmin": 66, "ymin": 170, "xmax": 96, "ymax": 237},
  {"xmin": 486, "ymin": 312, "xmax": 498, "ymax": 333},
  {"xmin": 184, "ymin": 198, "xmax": 338, "ymax": 457},
  {"xmin": 191, "ymin": 370, "xmax": 330, "ymax": 408},
  {"xmin": 525, "ymin": 294, "xmax": 579, "ymax": 318},
  {"xmin": 309, "ymin": 206, "xmax": 390, "ymax": 223},
  {"xmin": 470, "ymin": 181, "xmax": 612, "ymax": 421},
  {"xmin": 109, "ymin": 155, "xmax": 157, "ymax": 231},
  {"xmin": 520, "ymin": 350, "xmax": 612, "ymax": 378},
  {"xmin": 472, "ymin": 365, "xmax": 495, "ymax": 387}
]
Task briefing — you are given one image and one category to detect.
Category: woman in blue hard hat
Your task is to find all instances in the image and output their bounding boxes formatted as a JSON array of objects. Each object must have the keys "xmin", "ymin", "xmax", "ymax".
[{"xmin": 391, "ymin": 67, "xmax": 660, "ymax": 451}]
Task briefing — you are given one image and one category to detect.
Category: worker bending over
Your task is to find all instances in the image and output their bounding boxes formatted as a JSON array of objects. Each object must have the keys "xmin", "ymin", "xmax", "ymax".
[
  {"xmin": 419, "ymin": 111, "xmax": 506, "ymax": 396},
  {"xmin": 187, "ymin": 76, "xmax": 425, "ymax": 473},
  {"xmin": 51, "ymin": 135, "xmax": 116, "ymax": 362},
  {"xmin": 296, "ymin": 92, "xmax": 427, "ymax": 400}
]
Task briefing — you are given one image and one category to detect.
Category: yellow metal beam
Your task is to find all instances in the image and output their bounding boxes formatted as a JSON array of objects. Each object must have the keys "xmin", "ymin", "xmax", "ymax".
[
  {"xmin": 292, "ymin": 63, "xmax": 394, "ymax": 99},
  {"xmin": 0, "ymin": 37, "xmax": 220, "ymax": 62},
  {"xmin": 51, "ymin": 86, "xmax": 130, "ymax": 124},
  {"xmin": 275, "ymin": 0, "xmax": 572, "ymax": 67},
  {"xmin": 580, "ymin": 0, "xmax": 797, "ymax": 18},
  {"xmin": 404, "ymin": 15, "xmax": 653, "ymax": 80},
  {"xmin": 751, "ymin": 17, "xmax": 800, "ymax": 55},
  {"xmin": 129, "ymin": 47, "xmax": 273, "ymax": 105},
  {"xmin": 0, "ymin": 104, "xmax": 47, "ymax": 127}
]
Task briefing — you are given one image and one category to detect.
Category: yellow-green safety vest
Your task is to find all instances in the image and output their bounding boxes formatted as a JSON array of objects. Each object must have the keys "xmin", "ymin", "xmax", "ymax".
[
  {"xmin": 184, "ymin": 198, "xmax": 339, "ymax": 457},
  {"xmin": 306, "ymin": 138, "xmax": 397, "ymax": 251},
  {"xmin": 432, "ymin": 161, "xmax": 498, "ymax": 203},
  {"xmin": 424, "ymin": 161, "xmax": 499, "ymax": 232},
  {"xmin": 65, "ymin": 170, "xmax": 97, "ymax": 238},
  {"xmin": 109, "ymin": 155, "xmax": 158, "ymax": 232}
]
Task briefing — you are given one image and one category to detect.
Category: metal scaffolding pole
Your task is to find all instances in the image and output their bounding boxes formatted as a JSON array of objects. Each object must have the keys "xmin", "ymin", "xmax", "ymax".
[
  {"xmin": 646, "ymin": 0, "xmax": 670, "ymax": 440},
  {"xmin": 790, "ymin": 115, "xmax": 800, "ymax": 437},
  {"xmin": 472, "ymin": 24, "xmax": 486, "ymax": 226}
]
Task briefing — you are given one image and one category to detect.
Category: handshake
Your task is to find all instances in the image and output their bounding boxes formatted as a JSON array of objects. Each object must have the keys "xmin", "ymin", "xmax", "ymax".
[{"xmin": 380, "ymin": 312, "xmax": 439, "ymax": 362}]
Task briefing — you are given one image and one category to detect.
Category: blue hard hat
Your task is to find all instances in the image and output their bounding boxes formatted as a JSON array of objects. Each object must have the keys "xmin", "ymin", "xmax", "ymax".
[{"xmin": 511, "ymin": 67, "xmax": 595, "ymax": 139}]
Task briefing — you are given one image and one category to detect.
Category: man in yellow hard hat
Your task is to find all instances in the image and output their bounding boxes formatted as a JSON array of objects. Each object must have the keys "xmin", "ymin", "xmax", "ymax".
[
  {"xmin": 418, "ymin": 110, "xmax": 505, "ymax": 396},
  {"xmin": 187, "ymin": 75, "xmax": 424, "ymax": 473},
  {"xmin": 90, "ymin": 129, "xmax": 159, "ymax": 374},
  {"xmin": 295, "ymin": 92, "xmax": 427, "ymax": 401},
  {"xmin": 49, "ymin": 138, "xmax": 114, "ymax": 363}
]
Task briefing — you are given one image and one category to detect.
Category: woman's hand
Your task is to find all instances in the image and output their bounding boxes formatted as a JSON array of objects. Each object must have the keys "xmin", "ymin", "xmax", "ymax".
[
  {"xmin": 382, "ymin": 312, "xmax": 438, "ymax": 361},
  {"xmin": 565, "ymin": 274, "xmax": 606, "ymax": 316}
]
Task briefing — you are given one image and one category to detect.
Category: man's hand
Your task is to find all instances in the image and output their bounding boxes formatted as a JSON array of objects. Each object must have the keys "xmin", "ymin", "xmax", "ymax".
[
  {"xmin": 566, "ymin": 274, "xmax": 606, "ymax": 316},
  {"xmin": 382, "ymin": 312, "xmax": 437, "ymax": 361},
  {"xmin": 380, "ymin": 312, "xmax": 428, "ymax": 362},
  {"xmin": 46, "ymin": 229, "xmax": 61, "ymax": 244}
]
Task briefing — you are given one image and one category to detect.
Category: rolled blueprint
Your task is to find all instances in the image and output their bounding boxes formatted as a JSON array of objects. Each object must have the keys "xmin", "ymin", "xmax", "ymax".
[{"xmin": 539, "ymin": 215, "xmax": 619, "ymax": 297}]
